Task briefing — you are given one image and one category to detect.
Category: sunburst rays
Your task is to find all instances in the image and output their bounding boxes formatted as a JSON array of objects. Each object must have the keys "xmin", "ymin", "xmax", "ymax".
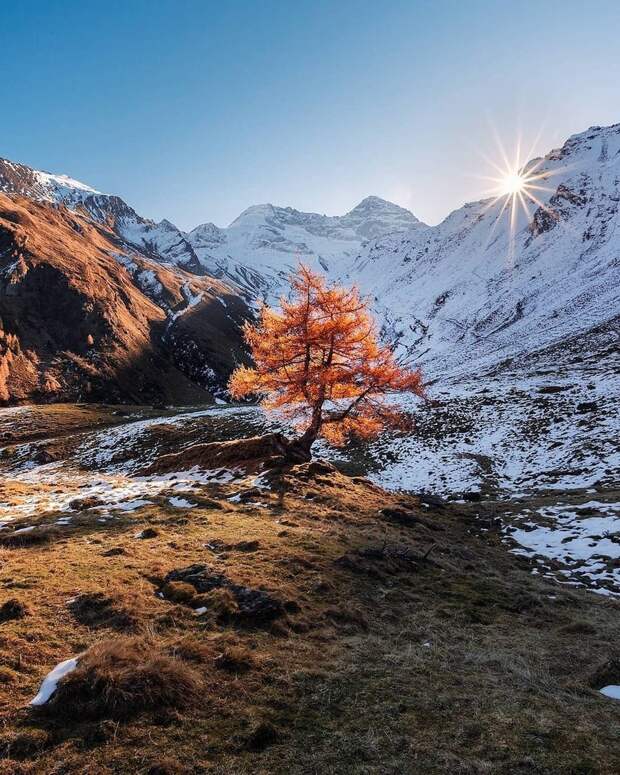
[{"xmin": 472, "ymin": 127, "xmax": 575, "ymax": 264}]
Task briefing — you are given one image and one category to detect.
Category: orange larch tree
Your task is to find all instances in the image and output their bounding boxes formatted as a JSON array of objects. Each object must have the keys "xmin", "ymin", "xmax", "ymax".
[{"xmin": 228, "ymin": 265, "xmax": 425, "ymax": 458}]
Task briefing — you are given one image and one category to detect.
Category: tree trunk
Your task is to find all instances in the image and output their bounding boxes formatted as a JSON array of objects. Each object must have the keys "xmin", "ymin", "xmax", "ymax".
[{"xmin": 287, "ymin": 404, "xmax": 322, "ymax": 462}]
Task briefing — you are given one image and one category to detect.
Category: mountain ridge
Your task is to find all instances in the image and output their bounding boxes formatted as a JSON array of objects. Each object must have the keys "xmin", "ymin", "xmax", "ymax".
[
  {"xmin": 0, "ymin": 155, "xmax": 423, "ymax": 299},
  {"xmin": 2, "ymin": 119, "xmax": 619, "ymax": 386}
]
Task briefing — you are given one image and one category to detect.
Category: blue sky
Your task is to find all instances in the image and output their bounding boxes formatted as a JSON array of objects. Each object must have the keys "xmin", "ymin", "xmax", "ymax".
[{"xmin": 1, "ymin": 0, "xmax": 619, "ymax": 230}]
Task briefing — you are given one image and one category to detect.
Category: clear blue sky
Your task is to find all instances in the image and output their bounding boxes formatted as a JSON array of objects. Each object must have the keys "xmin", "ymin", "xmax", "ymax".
[{"xmin": 1, "ymin": 1, "xmax": 619, "ymax": 230}]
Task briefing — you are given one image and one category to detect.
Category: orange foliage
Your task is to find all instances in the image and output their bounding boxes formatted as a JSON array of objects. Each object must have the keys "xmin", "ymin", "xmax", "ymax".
[{"xmin": 228, "ymin": 265, "xmax": 425, "ymax": 450}]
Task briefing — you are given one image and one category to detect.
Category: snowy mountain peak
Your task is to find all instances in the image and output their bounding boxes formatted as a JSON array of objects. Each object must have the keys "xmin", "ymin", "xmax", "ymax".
[
  {"xmin": 347, "ymin": 195, "xmax": 416, "ymax": 217},
  {"xmin": 185, "ymin": 196, "xmax": 424, "ymax": 300},
  {"xmin": 228, "ymin": 203, "xmax": 277, "ymax": 229},
  {"xmin": 187, "ymin": 221, "xmax": 226, "ymax": 248},
  {"xmin": 0, "ymin": 157, "xmax": 101, "ymax": 205},
  {"xmin": 341, "ymin": 195, "xmax": 425, "ymax": 238}
]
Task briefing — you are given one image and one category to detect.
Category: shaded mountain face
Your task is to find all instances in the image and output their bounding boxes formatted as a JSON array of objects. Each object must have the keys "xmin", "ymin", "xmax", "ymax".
[
  {"xmin": 344, "ymin": 122, "xmax": 620, "ymax": 381},
  {"xmin": 0, "ymin": 195, "xmax": 250, "ymax": 405}
]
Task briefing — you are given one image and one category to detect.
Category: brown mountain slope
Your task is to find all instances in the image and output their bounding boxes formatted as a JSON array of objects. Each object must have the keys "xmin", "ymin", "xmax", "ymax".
[{"xmin": 0, "ymin": 195, "xmax": 251, "ymax": 405}]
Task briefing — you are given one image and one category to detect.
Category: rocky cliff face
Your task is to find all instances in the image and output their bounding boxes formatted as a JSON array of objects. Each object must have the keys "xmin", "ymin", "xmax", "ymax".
[{"xmin": 0, "ymin": 195, "xmax": 250, "ymax": 405}]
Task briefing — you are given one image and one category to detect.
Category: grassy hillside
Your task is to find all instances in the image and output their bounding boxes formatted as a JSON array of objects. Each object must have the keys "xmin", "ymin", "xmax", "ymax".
[{"xmin": 0, "ymin": 408, "xmax": 619, "ymax": 773}]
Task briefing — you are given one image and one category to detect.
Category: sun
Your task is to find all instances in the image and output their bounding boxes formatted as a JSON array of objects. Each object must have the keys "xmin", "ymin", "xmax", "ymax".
[
  {"xmin": 470, "ymin": 127, "xmax": 576, "ymax": 264},
  {"xmin": 474, "ymin": 129, "xmax": 570, "ymax": 245},
  {"xmin": 501, "ymin": 172, "xmax": 526, "ymax": 195}
]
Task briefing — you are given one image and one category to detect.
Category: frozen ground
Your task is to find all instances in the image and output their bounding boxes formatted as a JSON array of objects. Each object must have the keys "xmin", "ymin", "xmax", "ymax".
[
  {"xmin": 337, "ymin": 367, "xmax": 619, "ymax": 497},
  {"xmin": 507, "ymin": 500, "xmax": 620, "ymax": 596}
]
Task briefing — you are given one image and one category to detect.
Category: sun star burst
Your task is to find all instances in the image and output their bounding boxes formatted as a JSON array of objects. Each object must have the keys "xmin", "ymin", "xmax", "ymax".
[{"xmin": 472, "ymin": 126, "xmax": 573, "ymax": 263}]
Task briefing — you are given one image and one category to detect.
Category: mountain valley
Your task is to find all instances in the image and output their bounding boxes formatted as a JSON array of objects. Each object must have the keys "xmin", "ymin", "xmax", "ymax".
[{"xmin": 0, "ymin": 121, "xmax": 619, "ymax": 773}]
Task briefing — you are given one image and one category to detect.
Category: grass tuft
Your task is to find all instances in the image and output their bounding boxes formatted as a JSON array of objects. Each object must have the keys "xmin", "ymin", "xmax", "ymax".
[{"xmin": 40, "ymin": 636, "xmax": 203, "ymax": 720}]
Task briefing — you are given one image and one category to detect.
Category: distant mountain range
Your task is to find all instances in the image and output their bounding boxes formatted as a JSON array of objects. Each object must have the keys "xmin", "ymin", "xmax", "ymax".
[
  {"xmin": 1, "ymin": 121, "xmax": 619, "ymax": 404},
  {"xmin": 0, "ymin": 158, "xmax": 422, "ymax": 299}
]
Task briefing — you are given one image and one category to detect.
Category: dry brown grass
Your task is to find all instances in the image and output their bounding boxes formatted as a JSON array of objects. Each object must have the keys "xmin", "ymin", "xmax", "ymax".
[
  {"xmin": 0, "ymin": 415, "xmax": 619, "ymax": 773},
  {"xmin": 140, "ymin": 432, "xmax": 289, "ymax": 475}
]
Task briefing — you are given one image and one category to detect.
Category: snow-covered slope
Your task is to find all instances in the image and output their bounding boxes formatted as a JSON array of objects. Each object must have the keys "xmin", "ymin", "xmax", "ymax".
[
  {"xmin": 186, "ymin": 197, "xmax": 425, "ymax": 301},
  {"xmin": 345, "ymin": 123, "xmax": 620, "ymax": 381}
]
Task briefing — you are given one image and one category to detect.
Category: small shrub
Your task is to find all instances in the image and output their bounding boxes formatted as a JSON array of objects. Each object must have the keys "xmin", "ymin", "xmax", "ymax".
[{"xmin": 42, "ymin": 636, "xmax": 203, "ymax": 720}]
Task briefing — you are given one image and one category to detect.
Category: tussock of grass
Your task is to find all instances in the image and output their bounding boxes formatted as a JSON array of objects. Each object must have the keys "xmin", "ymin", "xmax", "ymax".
[
  {"xmin": 146, "ymin": 758, "xmax": 187, "ymax": 775},
  {"xmin": 0, "ymin": 728, "xmax": 49, "ymax": 759},
  {"xmin": 214, "ymin": 645, "xmax": 255, "ymax": 673},
  {"xmin": 162, "ymin": 581, "xmax": 197, "ymax": 605},
  {"xmin": 0, "ymin": 527, "xmax": 61, "ymax": 548},
  {"xmin": 0, "ymin": 666, "xmax": 18, "ymax": 684},
  {"xmin": 589, "ymin": 655, "xmax": 620, "ymax": 689},
  {"xmin": 69, "ymin": 592, "xmax": 137, "ymax": 632},
  {"xmin": 195, "ymin": 587, "xmax": 238, "ymax": 621},
  {"xmin": 169, "ymin": 635, "xmax": 214, "ymax": 664},
  {"xmin": 41, "ymin": 636, "xmax": 203, "ymax": 720}
]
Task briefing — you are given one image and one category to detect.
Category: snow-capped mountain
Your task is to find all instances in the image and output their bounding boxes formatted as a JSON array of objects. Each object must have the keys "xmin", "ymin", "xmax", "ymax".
[
  {"xmin": 0, "ymin": 156, "xmax": 422, "ymax": 301},
  {"xmin": 2, "ymin": 120, "xmax": 619, "ymax": 383},
  {"xmin": 185, "ymin": 197, "xmax": 425, "ymax": 300},
  {"xmin": 345, "ymin": 123, "xmax": 620, "ymax": 381}
]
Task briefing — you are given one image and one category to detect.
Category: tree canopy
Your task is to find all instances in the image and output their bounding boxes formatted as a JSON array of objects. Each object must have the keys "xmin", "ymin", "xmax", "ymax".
[{"xmin": 228, "ymin": 265, "xmax": 425, "ymax": 452}]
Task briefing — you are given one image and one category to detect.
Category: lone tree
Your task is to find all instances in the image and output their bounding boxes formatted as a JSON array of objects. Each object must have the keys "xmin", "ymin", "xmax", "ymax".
[{"xmin": 228, "ymin": 265, "xmax": 425, "ymax": 459}]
